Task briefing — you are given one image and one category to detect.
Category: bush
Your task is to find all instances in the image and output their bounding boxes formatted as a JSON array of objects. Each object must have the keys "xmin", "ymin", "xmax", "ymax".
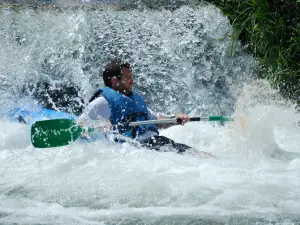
[{"xmin": 208, "ymin": 0, "xmax": 300, "ymax": 104}]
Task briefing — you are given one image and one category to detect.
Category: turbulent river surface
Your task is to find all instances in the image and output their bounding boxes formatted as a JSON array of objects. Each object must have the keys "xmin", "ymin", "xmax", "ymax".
[{"xmin": 0, "ymin": 2, "xmax": 300, "ymax": 225}]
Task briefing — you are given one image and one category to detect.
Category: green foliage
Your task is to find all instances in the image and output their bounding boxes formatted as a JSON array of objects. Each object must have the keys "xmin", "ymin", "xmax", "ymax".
[{"xmin": 208, "ymin": 0, "xmax": 300, "ymax": 103}]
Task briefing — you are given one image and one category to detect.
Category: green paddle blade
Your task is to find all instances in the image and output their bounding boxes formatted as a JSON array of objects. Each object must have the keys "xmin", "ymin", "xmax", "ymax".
[
  {"xmin": 31, "ymin": 119, "xmax": 84, "ymax": 148},
  {"xmin": 208, "ymin": 116, "xmax": 233, "ymax": 121}
]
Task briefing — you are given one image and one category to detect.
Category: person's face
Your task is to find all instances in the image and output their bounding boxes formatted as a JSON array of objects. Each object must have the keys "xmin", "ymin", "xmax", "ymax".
[{"xmin": 118, "ymin": 67, "xmax": 134, "ymax": 95}]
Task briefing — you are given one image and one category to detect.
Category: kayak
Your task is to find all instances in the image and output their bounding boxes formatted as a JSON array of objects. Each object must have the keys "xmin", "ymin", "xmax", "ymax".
[
  {"xmin": 8, "ymin": 107, "xmax": 76, "ymax": 125},
  {"xmin": 8, "ymin": 108, "xmax": 224, "ymax": 157}
]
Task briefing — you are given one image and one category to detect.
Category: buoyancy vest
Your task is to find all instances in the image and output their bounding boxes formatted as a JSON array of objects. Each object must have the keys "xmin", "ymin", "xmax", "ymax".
[{"xmin": 89, "ymin": 87, "xmax": 159, "ymax": 138}]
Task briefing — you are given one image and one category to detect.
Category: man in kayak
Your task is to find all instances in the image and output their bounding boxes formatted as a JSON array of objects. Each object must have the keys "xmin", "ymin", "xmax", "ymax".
[{"xmin": 78, "ymin": 60, "xmax": 204, "ymax": 154}]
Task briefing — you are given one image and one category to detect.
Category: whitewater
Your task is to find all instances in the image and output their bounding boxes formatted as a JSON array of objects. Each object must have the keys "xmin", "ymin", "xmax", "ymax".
[{"xmin": 0, "ymin": 2, "xmax": 300, "ymax": 224}]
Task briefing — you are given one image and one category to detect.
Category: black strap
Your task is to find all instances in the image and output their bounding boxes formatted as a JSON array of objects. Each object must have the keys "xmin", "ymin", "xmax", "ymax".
[
  {"xmin": 89, "ymin": 89, "xmax": 103, "ymax": 103},
  {"xmin": 116, "ymin": 112, "xmax": 148, "ymax": 138},
  {"xmin": 16, "ymin": 116, "xmax": 27, "ymax": 124}
]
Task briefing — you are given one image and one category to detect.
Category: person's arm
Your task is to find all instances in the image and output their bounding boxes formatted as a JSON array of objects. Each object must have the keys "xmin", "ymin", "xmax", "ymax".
[
  {"xmin": 147, "ymin": 109, "xmax": 190, "ymax": 129},
  {"xmin": 77, "ymin": 97, "xmax": 112, "ymax": 131}
]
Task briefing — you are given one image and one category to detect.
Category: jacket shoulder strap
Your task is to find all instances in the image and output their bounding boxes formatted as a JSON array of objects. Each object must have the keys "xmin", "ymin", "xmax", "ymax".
[{"xmin": 89, "ymin": 89, "xmax": 103, "ymax": 103}]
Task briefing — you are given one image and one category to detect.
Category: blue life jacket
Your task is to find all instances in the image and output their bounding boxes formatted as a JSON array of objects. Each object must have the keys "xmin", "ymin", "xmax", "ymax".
[{"xmin": 89, "ymin": 87, "xmax": 159, "ymax": 138}]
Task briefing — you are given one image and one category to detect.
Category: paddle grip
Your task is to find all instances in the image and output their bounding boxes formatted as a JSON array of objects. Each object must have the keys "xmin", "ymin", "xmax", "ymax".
[
  {"xmin": 189, "ymin": 117, "xmax": 201, "ymax": 122},
  {"xmin": 177, "ymin": 117, "xmax": 200, "ymax": 124}
]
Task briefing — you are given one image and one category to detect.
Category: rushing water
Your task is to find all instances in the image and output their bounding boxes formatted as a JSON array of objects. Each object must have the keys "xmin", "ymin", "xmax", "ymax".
[{"xmin": 0, "ymin": 2, "xmax": 300, "ymax": 225}]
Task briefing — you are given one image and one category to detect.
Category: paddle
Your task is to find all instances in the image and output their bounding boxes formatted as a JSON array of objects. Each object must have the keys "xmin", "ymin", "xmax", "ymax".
[
  {"xmin": 31, "ymin": 116, "xmax": 233, "ymax": 148},
  {"xmin": 129, "ymin": 116, "xmax": 233, "ymax": 126},
  {"xmin": 31, "ymin": 119, "xmax": 92, "ymax": 148}
]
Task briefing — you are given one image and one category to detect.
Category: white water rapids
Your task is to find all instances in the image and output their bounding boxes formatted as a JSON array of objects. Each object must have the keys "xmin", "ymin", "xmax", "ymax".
[{"xmin": 0, "ymin": 3, "xmax": 300, "ymax": 225}]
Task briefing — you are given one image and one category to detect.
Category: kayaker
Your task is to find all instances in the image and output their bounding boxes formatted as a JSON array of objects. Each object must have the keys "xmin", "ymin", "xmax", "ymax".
[{"xmin": 78, "ymin": 60, "xmax": 208, "ymax": 154}]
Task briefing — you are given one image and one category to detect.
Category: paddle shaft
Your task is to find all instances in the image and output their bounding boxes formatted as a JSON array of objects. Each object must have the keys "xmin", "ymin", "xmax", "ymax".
[{"xmin": 130, "ymin": 117, "xmax": 211, "ymax": 126}]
